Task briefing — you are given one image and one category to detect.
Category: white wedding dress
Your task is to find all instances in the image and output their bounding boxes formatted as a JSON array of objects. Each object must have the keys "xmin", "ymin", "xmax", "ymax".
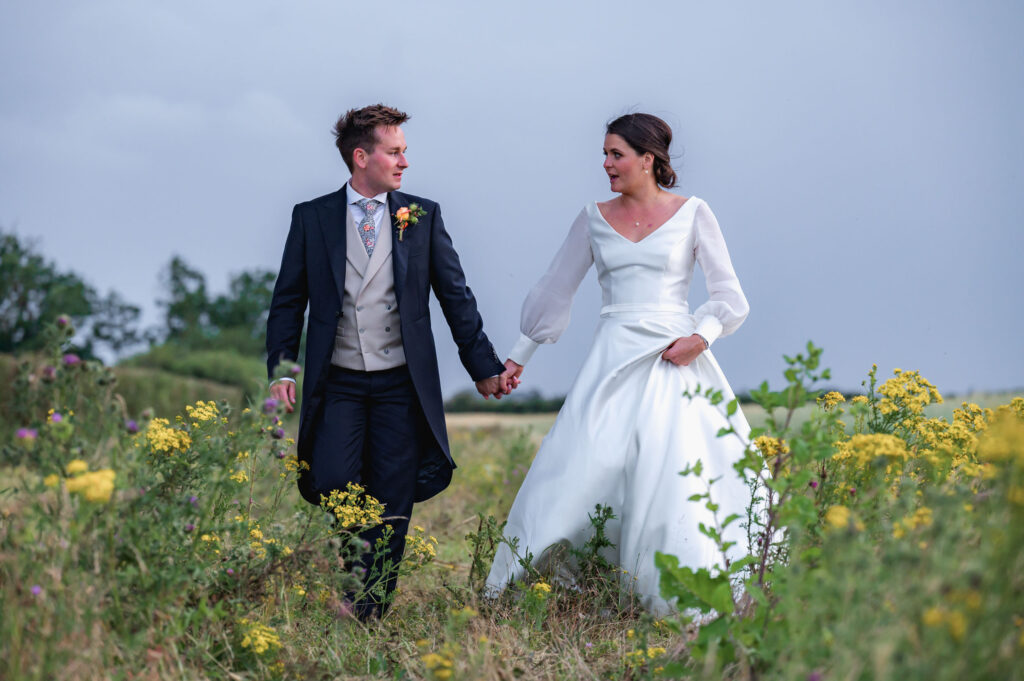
[{"xmin": 485, "ymin": 197, "xmax": 753, "ymax": 615}]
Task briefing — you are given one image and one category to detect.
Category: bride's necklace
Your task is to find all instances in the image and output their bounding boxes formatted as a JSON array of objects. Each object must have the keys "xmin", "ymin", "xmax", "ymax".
[
  {"xmin": 627, "ymin": 206, "xmax": 654, "ymax": 231},
  {"xmin": 623, "ymin": 194, "xmax": 663, "ymax": 232}
]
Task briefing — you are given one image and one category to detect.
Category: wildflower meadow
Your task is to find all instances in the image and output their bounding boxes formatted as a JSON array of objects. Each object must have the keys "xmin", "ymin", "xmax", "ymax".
[{"xmin": 2, "ymin": 318, "xmax": 1022, "ymax": 680}]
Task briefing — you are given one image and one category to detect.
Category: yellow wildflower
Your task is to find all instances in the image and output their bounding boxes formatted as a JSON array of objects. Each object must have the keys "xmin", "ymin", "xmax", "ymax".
[
  {"xmin": 624, "ymin": 646, "xmax": 667, "ymax": 667},
  {"xmin": 851, "ymin": 395, "xmax": 869, "ymax": 405},
  {"xmin": 238, "ymin": 618, "xmax": 281, "ymax": 655},
  {"xmin": 754, "ymin": 435, "xmax": 789, "ymax": 459},
  {"xmin": 43, "ymin": 474, "xmax": 60, "ymax": 487},
  {"xmin": 922, "ymin": 607, "xmax": 945, "ymax": 627},
  {"xmin": 283, "ymin": 455, "xmax": 310, "ymax": 472},
  {"xmin": 65, "ymin": 469, "xmax": 116, "ymax": 503},
  {"xmin": 185, "ymin": 400, "xmax": 219, "ymax": 423},
  {"xmin": 977, "ymin": 411, "xmax": 1024, "ymax": 466},
  {"xmin": 833, "ymin": 434, "xmax": 909, "ymax": 479},
  {"xmin": 894, "ymin": 505, "xmax": 934, "ymax": 538},
  {"xmin": 877, "ymin": 369, "xmax": 942, "ymax": 417},
  {"xmin": 818, "ymin": 391, "xmax": 846, "ymax": 410},
  {"xmin": 144, "ymin": 418, "xmax": 192, "ymax": 454},
  {"xmin": 65, "ymin": 459, "xmax": 88, "ymax": 475},
  {"xmin": 320, "ymin": 482, "xmax": 384, "ymax": 528},
  {"xmin": 231, "ymin": 470, "xmax": 249, "ymax": 484},
  {"xmin": 825, "ymin": 505, "xmax": 863, "ymax": 532},
  {"xmin": 947, "ymin": 610, "xmax": 966, "ymax": 641}
]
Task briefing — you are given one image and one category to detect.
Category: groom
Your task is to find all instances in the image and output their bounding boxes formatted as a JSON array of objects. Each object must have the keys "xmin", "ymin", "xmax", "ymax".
[{"xmin": 266, "ymin": 104, "xmax": 508, "ymax": 617}]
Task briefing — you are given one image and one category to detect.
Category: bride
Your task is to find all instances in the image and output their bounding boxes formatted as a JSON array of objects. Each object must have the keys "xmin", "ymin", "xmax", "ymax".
[{"xmin": 486, "ymin": 113, "xmax": 754, "ymax": 615}]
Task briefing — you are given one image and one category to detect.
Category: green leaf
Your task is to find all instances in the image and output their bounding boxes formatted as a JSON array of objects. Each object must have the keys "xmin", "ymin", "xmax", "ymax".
[
  {"xmin": 727, "ymin": 399, "xmax": 738, "ymax": 416},
  {"xmin": 696, "ymin": 614, "xmax": 730, "ymax": 645},
  {"xmin": 710, "ymin": 582, "xmax": 734, "ymax": 614},
  {"xmin": 728, "ymin": 555, "xmax": 757, "ymax": 575}
]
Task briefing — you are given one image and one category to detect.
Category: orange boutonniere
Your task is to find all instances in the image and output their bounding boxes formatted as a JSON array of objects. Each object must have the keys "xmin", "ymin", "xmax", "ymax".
[{"xmin": 393, "ymin": 203, "xmax": 427, "ymax": 241}]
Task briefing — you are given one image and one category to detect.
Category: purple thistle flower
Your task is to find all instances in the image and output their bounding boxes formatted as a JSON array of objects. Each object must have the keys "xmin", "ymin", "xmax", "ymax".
[
  {"xmin": 809, "ymin": 480, "xmax": 818, "ymax": 489},
  {"xmin": 184, "ymin": 523, "xmax": 195, "ymax": 532},
  {"xmin": 189, "ymin": 495, "xmax": 199, "ymax": 507},
  {"xmin": 16, "ymin": 428, "xmax": 38, "ymax": 440},
  {"xmin": 62, "ymin": 353, "xmax": 81, "ymax": 366},
  {"xmin": 125, "ymin": 420, "xmax": 138, "ymax": 433},
  {"xmin": 31, "ymin": 585, "xmax": 42, "ymax": 596},
  {"xmin": 42, "ymin": 366, "xmax": 57, "ymax": 381},
  {"xmin": 849, "ymin": 487, "xmax": 856, "ymax": 496},
  {"xmin": 272, "ymin": 428, "xmax": 286, "ymax": 439},
  {"xmin": 807, "ymin": 672, "xmax": 823, "ymax": 681},
  {"xmin": 334, "ymin": 600, "xmax": 354, "ymax": 619},
  {"xmin": 226, "ymin": 568, "xmax": 235, "ymax": 576},
  {"xmin": 289, "ymin": 365, "xmax": 301, "ymax": 376},
  {"xmin": 141, "ymin": 408, "xmax": 154, "ymax": 420},
  {"xmin": 56, "ymin": 315, "xmax": 71, "ymax": 328},
  {"xmin": 263, "ymin": 398, "xmax": 278, "ymax": 414},
  {"xmin": 50, "ymin": 413, "xmax": 63, "ymax": 424},
  {"xmin": 585, "ymin": 642, "xmax": 593, "ymax": 649},
  {"xmin": 276, "ymin": 451, "xmax": 287, "ymax": 459}
]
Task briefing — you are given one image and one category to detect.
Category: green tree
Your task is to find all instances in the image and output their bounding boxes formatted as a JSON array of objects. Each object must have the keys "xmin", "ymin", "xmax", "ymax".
[
  {"xmin": 0, "ymin": 232, "xmax": 92, "ymax": 353},
  {"xmin": 0, "ymin": 231, "xmax": 144, "ymax": 358},
  {"xmin": 158, "ymin": 256, "xmax": 212, "ymax": 345},
  {"xmin": 88, "ymin": 290, "xmax": 143, "ymax": 355}
]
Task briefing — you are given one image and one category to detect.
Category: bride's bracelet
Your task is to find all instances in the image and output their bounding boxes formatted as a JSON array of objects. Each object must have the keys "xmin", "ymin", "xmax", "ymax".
[{"xmin": 695, "ymin": 333, "xmax": 709, "ymax": 350}]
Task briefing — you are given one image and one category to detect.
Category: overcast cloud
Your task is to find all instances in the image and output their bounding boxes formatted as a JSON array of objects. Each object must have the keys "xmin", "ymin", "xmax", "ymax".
[{"xmin": 2, "ymin": 0, "xmax": 1022, "ymax": 397}]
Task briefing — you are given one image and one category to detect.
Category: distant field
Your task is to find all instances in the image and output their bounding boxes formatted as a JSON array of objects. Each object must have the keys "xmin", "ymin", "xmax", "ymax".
[{"xmin": 446, "ymin": 390, "xmax": 1023, "ymax": 443}]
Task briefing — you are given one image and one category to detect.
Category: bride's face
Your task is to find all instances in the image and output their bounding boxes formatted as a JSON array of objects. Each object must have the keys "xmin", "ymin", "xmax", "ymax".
[{"xmin": 603, "ymin": 133, "xmax": 648, "ymax": 194}]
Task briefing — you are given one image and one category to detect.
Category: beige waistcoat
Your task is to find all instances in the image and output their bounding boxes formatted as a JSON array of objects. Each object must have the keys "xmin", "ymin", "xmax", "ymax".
[{"xmin": 331, "ymin": 206, "xmax": 406, "ymax": 371}]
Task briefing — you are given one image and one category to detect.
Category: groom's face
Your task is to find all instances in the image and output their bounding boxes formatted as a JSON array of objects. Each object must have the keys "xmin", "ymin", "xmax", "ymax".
[{"xmin": 357, "ymin": 125, "xmax": 408, "ymax": 194}]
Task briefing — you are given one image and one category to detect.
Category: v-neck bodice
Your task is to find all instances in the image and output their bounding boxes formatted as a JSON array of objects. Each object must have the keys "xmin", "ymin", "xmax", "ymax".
[{"xmin": 587, "ymin": 197, "xmax": 702, "ymax": 311}]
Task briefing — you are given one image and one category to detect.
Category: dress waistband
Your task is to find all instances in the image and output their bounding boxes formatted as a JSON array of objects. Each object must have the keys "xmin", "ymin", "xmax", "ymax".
[{"xmin": 600, "ymin": 303, "xmax": 692, "ymax": 317}]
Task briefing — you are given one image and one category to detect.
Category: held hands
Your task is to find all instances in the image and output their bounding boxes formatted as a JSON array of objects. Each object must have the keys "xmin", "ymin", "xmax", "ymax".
[
  {"xmin": 501, "ymin": 359, "xmax": 523, "ymax": 391},
  {"xmin": 270, "ymin": 380, "xmax": 297, "ymax": 413},
  {"xmin": 475, "ymin": 359, "xmax": 525, "ymax": 400},
  {"xmin": 661, "ymin": 334, "xmax": 707, "ymax": 366}
]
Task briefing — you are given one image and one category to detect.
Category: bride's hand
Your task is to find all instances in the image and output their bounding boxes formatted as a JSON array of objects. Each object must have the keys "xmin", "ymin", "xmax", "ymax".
[
  {"xmin": 501, "ymin": 359, "xmax": 524, "ymax": 391},
  {"xmin": 661, "ymin": 335, "xmax": 706, "ymax": 366}
]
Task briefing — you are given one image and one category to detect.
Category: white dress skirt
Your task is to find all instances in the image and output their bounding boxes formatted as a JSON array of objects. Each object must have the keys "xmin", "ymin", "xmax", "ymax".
[{"xmin": 484, "ymin": 197, "xmax": 754, "ymax": 616}]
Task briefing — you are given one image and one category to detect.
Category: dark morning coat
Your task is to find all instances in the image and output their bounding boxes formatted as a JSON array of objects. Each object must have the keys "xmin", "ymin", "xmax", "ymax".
[{"xmin": 266, "ymin": 186, "xmax": 503, "ymax": 505}]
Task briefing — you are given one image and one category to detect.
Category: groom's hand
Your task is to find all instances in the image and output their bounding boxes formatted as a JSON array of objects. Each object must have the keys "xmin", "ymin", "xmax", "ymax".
[
  {"xmin": 270, "ymin": 380, "xmax": 297, "ymax": 413},
  {"xmin": 475, "ymin": 376, "xmax": 505, "ymax": 400}
]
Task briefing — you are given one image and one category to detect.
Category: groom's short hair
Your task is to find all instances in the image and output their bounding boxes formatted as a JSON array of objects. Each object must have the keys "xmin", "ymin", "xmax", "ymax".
[{"xmin": 333, "ymin": 104, "xmax": 410, "ymax": 172}]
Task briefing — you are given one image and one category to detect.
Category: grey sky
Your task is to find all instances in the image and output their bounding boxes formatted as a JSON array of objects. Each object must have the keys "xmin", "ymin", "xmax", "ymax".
[{"xmin": 2, "ymin": 1, "xmax": 1022, "ymax": 397}]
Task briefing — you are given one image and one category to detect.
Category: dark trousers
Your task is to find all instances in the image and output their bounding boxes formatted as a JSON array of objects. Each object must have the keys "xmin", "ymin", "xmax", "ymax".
[{"xmin": 311, "ymin": 363, "xmax": 428, "ymax": 618}]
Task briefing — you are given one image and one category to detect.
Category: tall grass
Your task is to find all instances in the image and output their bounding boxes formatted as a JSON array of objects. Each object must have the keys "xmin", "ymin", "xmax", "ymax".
[{"xmin": 2, "ymin": 321, "xmax": 1022, "ymax": 680}]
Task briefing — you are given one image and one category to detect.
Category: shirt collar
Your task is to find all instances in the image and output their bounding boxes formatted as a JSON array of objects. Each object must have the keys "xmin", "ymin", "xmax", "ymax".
[{"xmin": 347, "ymin": 182, "xmax": 388, "ymax": 207}]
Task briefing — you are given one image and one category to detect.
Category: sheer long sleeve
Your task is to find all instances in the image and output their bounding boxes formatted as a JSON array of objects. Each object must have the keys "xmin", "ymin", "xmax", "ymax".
[
  {"xmin": 508, "ymin": 208, "xmax": 594, "ymax": 366},
  {"xmin": 691, "ymin": 200, "xmax": 749, "ymax": 346}
]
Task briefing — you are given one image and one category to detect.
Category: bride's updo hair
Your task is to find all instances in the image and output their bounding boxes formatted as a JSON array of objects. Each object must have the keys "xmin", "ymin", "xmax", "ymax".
[{"xmin": 606, "ymin": 113, "xmax": 678, "ymax": 189}]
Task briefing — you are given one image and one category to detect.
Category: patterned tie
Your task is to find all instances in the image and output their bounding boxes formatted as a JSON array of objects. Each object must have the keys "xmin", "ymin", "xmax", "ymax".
[{"xmin": 356, "ymin": 198, "xmax": 382, "ymax": 256}]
